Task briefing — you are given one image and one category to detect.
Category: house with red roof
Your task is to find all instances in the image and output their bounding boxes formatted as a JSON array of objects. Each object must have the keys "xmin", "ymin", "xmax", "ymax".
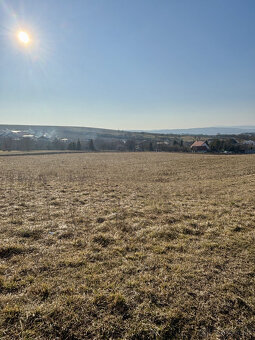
[{"xmin": 190, "ymin": 140, "xmax": 210, "ymax": 152}]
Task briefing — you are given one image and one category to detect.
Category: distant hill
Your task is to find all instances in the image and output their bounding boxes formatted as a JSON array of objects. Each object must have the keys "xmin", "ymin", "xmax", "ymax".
[
  {"xmin": 143, "ymin": 126, "xmax": 255, "ymax": 135},
  {"xmin": 0, "ymin": 124, "xmax": 169, "ymax": 141},
  {"xmin": 1, "ymin": 124, "xmax": 254, "ymax": 141},
  {"xmin": 0, "ymin": 124, "xmax": 136, "ymax": 140}
]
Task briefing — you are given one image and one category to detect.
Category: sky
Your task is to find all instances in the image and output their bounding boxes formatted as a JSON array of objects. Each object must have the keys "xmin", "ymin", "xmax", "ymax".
[{"xmin": 0, "ymin": 0, "xmax": 255, "ymax": 130}]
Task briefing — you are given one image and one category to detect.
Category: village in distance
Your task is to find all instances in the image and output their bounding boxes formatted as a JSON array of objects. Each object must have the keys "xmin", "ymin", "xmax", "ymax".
[{"xmin": 0, "ymin": 124, "xmax": 255, "ymax": 154}]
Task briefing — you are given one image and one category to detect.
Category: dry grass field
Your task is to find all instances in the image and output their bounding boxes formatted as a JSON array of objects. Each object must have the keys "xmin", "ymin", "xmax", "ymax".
[{"xmin": 0, "ymin": 152, "xmax": 255, "ymax": 339}]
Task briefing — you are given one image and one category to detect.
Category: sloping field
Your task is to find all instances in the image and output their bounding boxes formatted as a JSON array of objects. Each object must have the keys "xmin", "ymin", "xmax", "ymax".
[{"xmin": 0, "ymin": 153, "xmax": 255, "ymax": 339}]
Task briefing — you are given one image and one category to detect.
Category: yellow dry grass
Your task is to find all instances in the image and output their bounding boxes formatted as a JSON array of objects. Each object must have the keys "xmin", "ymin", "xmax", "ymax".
[{"xmin": 0, "ymin": 152, "xmax": 255, "ymax": 339}]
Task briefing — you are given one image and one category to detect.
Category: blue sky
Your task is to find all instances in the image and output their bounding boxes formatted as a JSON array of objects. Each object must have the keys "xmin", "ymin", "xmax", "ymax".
[{"xmin": 0, "ymin": 0, "xmax": 254, "ymax": 129}]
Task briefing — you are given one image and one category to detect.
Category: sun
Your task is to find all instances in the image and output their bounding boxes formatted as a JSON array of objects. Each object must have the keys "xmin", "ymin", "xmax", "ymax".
[{"xmin": 18, "ymin": 31, "xmax": 30, "ymax": 45}]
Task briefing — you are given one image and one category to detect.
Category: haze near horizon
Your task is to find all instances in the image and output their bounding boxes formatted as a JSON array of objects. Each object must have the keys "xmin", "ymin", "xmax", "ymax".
[{"xmin": 0, "ymin": 0, "xmax": 255, "ymax": 129}]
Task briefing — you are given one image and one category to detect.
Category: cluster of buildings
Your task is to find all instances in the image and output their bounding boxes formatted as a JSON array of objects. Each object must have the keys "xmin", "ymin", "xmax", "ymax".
[
  {"xmin": 0, "ymin": 128, "xmax": 51, "ymax": 140},
  {"xmin": 1, "ymin": 127, "xmax": 255, "ymax": 154},
  {"xmin": 190, "ymin": 139, "xmax": 255, "ymax": 154}
]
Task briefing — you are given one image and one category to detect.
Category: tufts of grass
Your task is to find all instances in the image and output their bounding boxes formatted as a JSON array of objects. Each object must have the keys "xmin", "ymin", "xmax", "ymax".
[
  {"xmin": 110, "ymin": 293, "xmax": 129, "ymax": 316},
  {"xmin": 97, "ymin": 217, "xmax": 105, "ymax": 224},
  {"xmin": 0, "ymin": 153, "xmax": 254, "ymax": 339},
  {"xmin": 92, "ymin": 234, "xmax": 115, "ymax": 247},
  {"xmin": 0, "ymin": 245, "xmax": 26, "ymax": 259},
  {"xmin": 29, "ymin": 283, "xmax": 51, "ymax": 301},
  {"xmin": 2, "ymin": 305, "xmax": 21, "ymax": 324},
  {"xmin": 0, "ymin": 276, "xmax": 19, "ymax": 293},
  {"xmin": 11, "ymin": 218, "xmax": 23, "ymax": 226},
  {"xmin": 17, "ymin": 227, "xmax": 43, "ymax": 239}
]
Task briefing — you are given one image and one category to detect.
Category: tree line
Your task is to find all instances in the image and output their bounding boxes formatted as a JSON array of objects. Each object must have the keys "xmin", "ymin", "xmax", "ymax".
[
  {"xmin": 1, "ymin": 135, "xmax": 253, "ymax": 153},
  {"xmin": 0, "ymin": 136, "xmax": 189, "ymax": 152}
]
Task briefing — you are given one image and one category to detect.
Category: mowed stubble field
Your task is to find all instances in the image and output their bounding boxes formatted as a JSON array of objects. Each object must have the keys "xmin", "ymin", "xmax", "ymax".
[{"xmin": 0, "ymin": 152, "xmax": 255, "ymax": 339}]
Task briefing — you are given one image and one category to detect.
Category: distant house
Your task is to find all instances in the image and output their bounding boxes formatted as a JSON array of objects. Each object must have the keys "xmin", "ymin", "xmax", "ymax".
[
  {"xmin": 22, "ymin": 134, "xmax": 34, "ymax": 139},
  {"xmin": 242, "ymin": 140, "xmax": 255, "ymax": 146},
  {"xmin": 241, "ymin": 140, "xmax": 255, "ymax": 154},
  {"xmin": 38, "ymin": 136, "xmax": 50, "ymax": 141},
  {"xmin": 190, "ymin": 140, "xmax": 210, "ymax": 152}
]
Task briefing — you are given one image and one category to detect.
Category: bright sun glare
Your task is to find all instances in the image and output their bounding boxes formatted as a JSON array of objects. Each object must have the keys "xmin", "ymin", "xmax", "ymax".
[{"xmin": 18, "ymin": 31, "xmax": 30, "ymax": 45}]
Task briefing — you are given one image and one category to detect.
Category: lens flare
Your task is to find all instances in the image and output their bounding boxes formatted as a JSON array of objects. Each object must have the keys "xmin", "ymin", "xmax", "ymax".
[{"xmin": 18, "ymin": 31, "xmax": 30, "ymax": 44}]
